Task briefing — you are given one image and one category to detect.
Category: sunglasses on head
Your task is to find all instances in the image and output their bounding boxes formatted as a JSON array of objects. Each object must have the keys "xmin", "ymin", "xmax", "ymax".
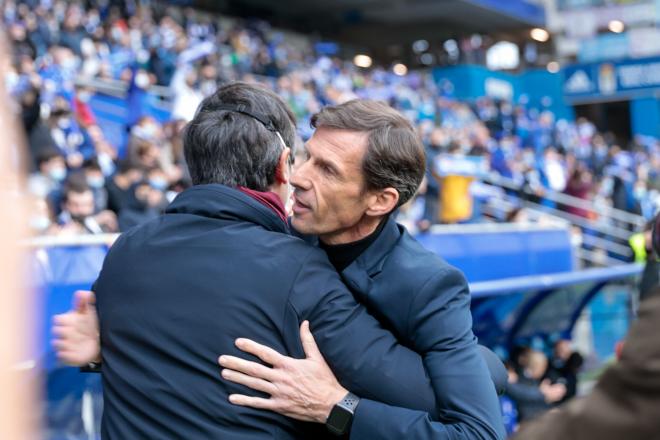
[{"xmin": 215, "ymin": 104, "xmax": 292, "ymax": 164}]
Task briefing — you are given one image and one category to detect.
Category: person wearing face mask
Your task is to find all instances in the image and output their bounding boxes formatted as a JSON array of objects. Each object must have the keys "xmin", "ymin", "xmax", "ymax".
[
  {"xmin": 29, "ymin": 197, "xmax": 58, "ymax": 236},
  {"xmin": 171, "ymin": 70, "xmax": 204, "ymax": 122},
  {"xmin": 28, "ymin": 149, "xmax": 68, "ymax": 200},
  {"xmin": 82, "ymin": 158, "xmax": 107, "ymax": 213},
  {"xmin": 48, "ymin": 104, "xmax": 93, "ymax": 169},
  {"xmin": 105, "ymin": 160, "xmax": 144, "ymax": 215},
  {"xmin": 73, "ymin": 85, "xmax": 97, "ymax": 127},
  {"xmin": 117, "ymin": 168, "xmax": 169, "ymax": 231}
]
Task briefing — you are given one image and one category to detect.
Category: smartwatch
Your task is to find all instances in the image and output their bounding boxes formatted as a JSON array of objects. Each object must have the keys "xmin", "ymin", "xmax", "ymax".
[{"xmin": 326, "ymin": 392, "xmax": 360, "ymax": 436}]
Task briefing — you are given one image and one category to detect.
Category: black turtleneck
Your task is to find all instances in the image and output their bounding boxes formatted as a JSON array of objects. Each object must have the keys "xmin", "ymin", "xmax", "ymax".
[{"xmin": 319, "ymin": 218, "xmax": 388, "ymax": 272}]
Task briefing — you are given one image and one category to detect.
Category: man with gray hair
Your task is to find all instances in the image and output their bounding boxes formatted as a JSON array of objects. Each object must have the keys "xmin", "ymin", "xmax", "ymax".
[
  {"xmin": 54, "ymin": 86, "xmax": 504, "ymax": 439},
  {"xmin": 219, "ymin": 99, "xmax": 504, "ymax": 439}
]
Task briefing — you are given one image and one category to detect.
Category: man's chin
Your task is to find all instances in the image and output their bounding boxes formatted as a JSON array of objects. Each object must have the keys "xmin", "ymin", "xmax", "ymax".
[{"xmin": 290, "ymin": 215, "xmax": 315, "ymax": 234}]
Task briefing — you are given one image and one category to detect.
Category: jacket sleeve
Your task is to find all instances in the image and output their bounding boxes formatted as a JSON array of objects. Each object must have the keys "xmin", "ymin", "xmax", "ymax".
[
  {"xmin": 288, "ymin": 248, "xmax": 437, "ymax": 414},
  {"xmin": 350, "ymin": 267, "xmax": 505, "ymax": 440},
  {"xmin": 505, "ymin": 382, "xmax": 547, "ymax": 405}
]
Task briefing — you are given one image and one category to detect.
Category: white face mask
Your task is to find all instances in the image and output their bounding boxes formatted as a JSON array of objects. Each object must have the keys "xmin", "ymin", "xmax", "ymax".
[
  {"xmin": 30, "ymin": 216, "xmax": 52, "ymax": 232},
  {"xmin": 284, "ymin": 181, "xmax": 294, "ymax": 215},
  {"xmin": 601, "ymin": 177, "xmax": 614, "ymax": 195},
  {"xmin": 135, "ymin": 72, "xmax": 150, "ymax": 89},
  {"xmin": 49, "ymin": 167, "xmax": 67, "ymax": 182},
  {"xmin": 5, "ymin": 71, "xmax": 19, "ymax": 92},
  {"xmin": 87, "ymin": 176, "xmax": 105, "ymax": 189},
  {"xmin": 634, "ymin": 187, "xmax": 647, "ymax": 200},
  {"xmin": 78, "ymin": 91, "xmax": 92, "ymax": 102},
  {"xmin": 57, "ymin": 118, "xmax": 72, "ymax": 130},
  {"xmin": 61, "ymin": 57, "xmax": 78, "ymax": 71}
]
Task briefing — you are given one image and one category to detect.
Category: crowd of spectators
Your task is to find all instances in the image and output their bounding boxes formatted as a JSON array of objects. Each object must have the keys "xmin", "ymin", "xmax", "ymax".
[
  {"xmin": 502, "ymin": 340, "xmax": 584, "ymax": 435},
  {"xmin": 3, "ymin": 0, "xmax": 660, "ymax": 239}
]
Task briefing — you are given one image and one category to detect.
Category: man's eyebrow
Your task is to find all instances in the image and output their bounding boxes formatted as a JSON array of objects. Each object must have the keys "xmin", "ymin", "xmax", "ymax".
[
  {"xmin": 316, "ymin": 156, "xmax": 341, "ymax": 175},
  {"xmin": 303, "ymin": 142, "xmax": 341, "ymax": 176}
]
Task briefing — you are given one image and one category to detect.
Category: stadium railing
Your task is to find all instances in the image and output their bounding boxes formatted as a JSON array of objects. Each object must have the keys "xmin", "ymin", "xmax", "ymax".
[{"xmin": 480, "ymin": 173, "xmax": 645, "ymax": 266}]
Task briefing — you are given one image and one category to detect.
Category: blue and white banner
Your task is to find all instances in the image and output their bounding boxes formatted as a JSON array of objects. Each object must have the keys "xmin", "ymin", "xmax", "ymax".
[
  {"xmin": 434, "ymin": 155, "xmax": 490, "ymax": 178},
  {"xmin": 563, "ymin": 56, "xmax": 660, "ymax": 101}
]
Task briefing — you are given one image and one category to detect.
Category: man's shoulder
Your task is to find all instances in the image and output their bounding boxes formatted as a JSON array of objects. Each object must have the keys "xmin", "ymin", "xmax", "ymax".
[
  {"xmin": 106, "ymin": 214, "xmax": 326, "ymax": 276},
  {"xmin": 387, "ymin": 226, "xmax": 464, "ymax": 284}
]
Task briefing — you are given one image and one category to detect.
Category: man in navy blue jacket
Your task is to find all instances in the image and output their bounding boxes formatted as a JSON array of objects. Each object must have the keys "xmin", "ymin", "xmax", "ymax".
[
  {"xmin": 54, "ymin": 88, "xmax": 504, "ymax": 438},
  {"xmin": 218, "ymin": 99, "xmax": 504, "ymax": 439}
]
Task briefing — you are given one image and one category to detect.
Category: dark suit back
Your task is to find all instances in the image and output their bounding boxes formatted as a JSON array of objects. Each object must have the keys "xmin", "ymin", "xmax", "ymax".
[{"xmin": 95, "ymin": 185, "xmax": 436, "ymax": 439}]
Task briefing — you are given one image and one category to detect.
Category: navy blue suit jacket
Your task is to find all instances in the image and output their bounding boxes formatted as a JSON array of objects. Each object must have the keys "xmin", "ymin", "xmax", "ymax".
[
  {"xmin": 335, "ymin": 218, "xmax": 506, "ymax": 439},
  {"xmin": 94, "ymin": 185, "xmax": 437, "ymax": 439}
]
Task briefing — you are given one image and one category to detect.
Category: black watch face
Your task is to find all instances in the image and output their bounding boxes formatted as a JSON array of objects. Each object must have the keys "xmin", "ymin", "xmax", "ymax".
[{"xmin": 327, "ymin": 406, "xmax": 352, "ymax": 435}]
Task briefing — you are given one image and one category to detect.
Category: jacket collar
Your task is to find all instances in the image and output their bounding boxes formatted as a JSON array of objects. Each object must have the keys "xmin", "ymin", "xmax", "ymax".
[
  {"xmin": 166, "ymin": 184, "xmax": 289, "ymax": 234},
  {"xmin": 340, "ymin": 216, "xmax": 402, "ymax": 295}
]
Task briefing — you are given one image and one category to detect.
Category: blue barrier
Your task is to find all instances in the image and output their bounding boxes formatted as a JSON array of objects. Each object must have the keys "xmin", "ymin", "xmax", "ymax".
[
  {"xmin": 416, "ymin": 224, "xmax": 574, "ymax": 282},
  {"xmin": 89, "ymin": 92, "xmax": 173, "ymax": 157},
  {"xmin": 35, "ymin": 244, "xmax": 108, "ymax": 440},
  {"xmin": 470, "ymin": 264, "xmax": 642, "ymax": 360},
  {"xmin": 35, "ymin": 233, "xmax": 638, "ymax": 438}
]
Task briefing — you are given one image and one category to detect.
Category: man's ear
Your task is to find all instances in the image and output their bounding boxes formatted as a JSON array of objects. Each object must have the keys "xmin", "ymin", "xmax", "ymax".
[
  {"xmin": 365, "ymin": 188, "xmax": 399, "ymax": 217},
  {"xmin": 275, "ymin": 147, "xmax": 291, "ymax": 184}
]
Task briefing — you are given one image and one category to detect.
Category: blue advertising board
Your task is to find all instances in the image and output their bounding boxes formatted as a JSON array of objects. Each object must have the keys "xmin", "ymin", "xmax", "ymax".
[
  {"xmin": 433, "ymin": 65, "xmax": 574, "ymax": 120},
  {"xmin": 563, "ymin": 56, "xmax": 660, "ymax": 102}
]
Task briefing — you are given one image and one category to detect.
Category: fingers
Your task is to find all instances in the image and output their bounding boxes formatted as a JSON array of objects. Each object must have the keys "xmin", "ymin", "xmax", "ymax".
[
  {"xmin": 218, "ymin": 355, "xmax": 278, "ymax": 382},
  {"xmin": 235, "ymin": 338, "xmax": 285, "ymax": 367},
  {"xmin": 52, "ymin": 312, "xmax": 77, "ymax": 327},
  {"xmin": 227, "ymin": 394, "xmax": 276, "ymax": 410},
  {"xmin": 220, "ymin": 368, "xmax": 277, "ymax": 395},
  {"xmin": 74, "ymin": 290, "xmax": 95, "ymax": 313},
  {"xmin": 299, "ymin": 321, "xmax": 322, "ymax": 360}
]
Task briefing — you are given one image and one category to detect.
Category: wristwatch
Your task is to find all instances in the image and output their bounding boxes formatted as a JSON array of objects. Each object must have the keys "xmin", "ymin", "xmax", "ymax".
[{"xmin": 326, "ymin": 392, "xmax": 360, "ymax": 436}]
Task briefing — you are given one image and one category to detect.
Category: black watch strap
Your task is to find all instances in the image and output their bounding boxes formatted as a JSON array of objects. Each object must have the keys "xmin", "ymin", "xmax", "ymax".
[{"xmin": 80, "ymin": 361, "xmax": 102, "ymax": 373}]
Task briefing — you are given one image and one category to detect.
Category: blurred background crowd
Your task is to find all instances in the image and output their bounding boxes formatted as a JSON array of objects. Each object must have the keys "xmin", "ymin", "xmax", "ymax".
[
  {"xmin": 3, "ymin": 0, "xmax": 659, "ymax": 437},
  {"xmin": 5, "ymin": 0, "xmax": 660, "ymax": 241}
]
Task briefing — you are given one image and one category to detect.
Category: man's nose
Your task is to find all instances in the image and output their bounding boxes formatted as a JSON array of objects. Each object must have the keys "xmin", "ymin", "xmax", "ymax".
[{"xmin": 291, "ymin": 161, "xmax": 311, "ymax": 190}]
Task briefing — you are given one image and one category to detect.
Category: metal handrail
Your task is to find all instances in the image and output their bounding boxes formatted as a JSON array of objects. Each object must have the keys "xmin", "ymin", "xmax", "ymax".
[
  {"xmin": 580, "ymin": 234, "xmax": 632, "ymax": 258},
  {"xmin": 484, "ymin": 198, "xmax": 631, "ymax": 258},
  {"xmin": 482, "ymin": 173, "xmax": 646, "ymax": 228},
  {"xmin": 469, "ymin": 263, "xmax": 642, "ymax": 297},
  {"xmin": 75, "ymin": 78, "xmax": 174, "ymax": 100},
  {"xmin": 22, "ymin": 233, "xmax": 119, "ymax": 248},
  {"xmin": 482, "ymin": 181, "xmax": 639, "ymax": 242},
  {"xmin": 481, "ymin": 194, "xmax": 632, "ymax": 266},
  {"xmin": 575, "ymin": 247, "xmax": 629, "ymax": 268}
]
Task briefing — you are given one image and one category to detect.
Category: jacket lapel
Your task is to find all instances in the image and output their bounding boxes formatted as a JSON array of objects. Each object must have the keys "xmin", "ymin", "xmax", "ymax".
[{"xmin": 340, "ymin": 217, "xmax": 402, "ymax": 300}]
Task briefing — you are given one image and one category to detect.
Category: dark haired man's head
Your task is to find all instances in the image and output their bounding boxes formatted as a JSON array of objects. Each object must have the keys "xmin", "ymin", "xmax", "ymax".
[
  {"xmin": 62, "ymin": 178, "xmax": 95, "ymax": 223},
  {"xmin": 182, "ymin": 82, "xmax": 296, "ymax": 203},
  {"xmin": 291, "ymin": 99, "xmax": 425, "ymax": 244}
]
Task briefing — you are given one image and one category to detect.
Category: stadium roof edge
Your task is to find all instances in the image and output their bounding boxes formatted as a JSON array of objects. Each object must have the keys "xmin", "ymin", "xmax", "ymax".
[
  {"xmin": 463, "ymin": 0, "xmax": 546, "ymax": 28},
  {"xmin": 203, "ymin": 0, "xmax": 546, "ymax": 33}
]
